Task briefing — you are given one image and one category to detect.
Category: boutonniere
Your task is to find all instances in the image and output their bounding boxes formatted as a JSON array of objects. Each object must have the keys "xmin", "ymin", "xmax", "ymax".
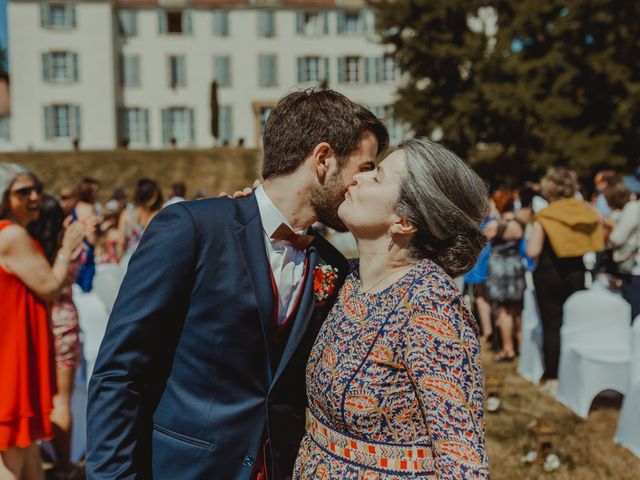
[{"xmin": 313, "ymin": 264, "xmax": 339, "ymax": 306}]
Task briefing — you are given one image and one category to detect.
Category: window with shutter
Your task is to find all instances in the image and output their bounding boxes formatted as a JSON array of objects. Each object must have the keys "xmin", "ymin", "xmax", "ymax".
[
  {"xmin": 258, "ymin": 55, "xmax": 277, "ymax": 87},
  {"xmin": 257, "ymin": 10, "xmax": 275, "ymax": 37},
  {"xmin": 43, "ymin": 4, "xmax": 76, "ymax": 29},
  {"xmin": 118, "ymin": 10, "xmax": 137, "ymax": 37},
  {"xmin": 214, "ymin": 56, "xmax": 231, "ymax": 87},
  {"xmin": 0, "ymin": 117, "xmax": 9, "ymax": 141},
  {"xmin": 213, "ymin": 10, "xmax": 229, "ymax": 36},
  {"xmin": 123, "ymin": 56, "xmax": 140, "ymax": 87},
  {"xmin": 218, "ymin": 106, "xmax": 232, "ymax": 145},
  {"xmin": 169, "ymin": 55, "xmax": 186, "ymax": 88}
]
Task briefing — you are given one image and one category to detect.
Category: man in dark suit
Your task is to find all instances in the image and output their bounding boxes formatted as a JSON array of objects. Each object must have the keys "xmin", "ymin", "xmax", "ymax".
[{"xmin": 86, "ymin": 89, "xmax": 389, "ymax": 479}]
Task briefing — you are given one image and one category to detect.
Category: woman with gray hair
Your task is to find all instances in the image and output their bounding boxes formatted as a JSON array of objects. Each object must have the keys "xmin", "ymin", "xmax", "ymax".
[
  {"xmin": 294, "ymin": 139, "xmax": 490, "ymax": 479},
  {"xmin": 0, "ymin": 164, "xmax": 85, "ymax": 480}
]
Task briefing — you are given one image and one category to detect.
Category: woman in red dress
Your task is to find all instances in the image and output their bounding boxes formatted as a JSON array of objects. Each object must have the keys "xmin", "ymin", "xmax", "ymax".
[{"xmin": 0, "ymin": 164, "xmax": 84, "ymax": 480}]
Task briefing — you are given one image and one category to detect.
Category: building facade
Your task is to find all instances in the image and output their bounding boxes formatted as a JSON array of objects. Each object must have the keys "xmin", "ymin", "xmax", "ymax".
[{"xmin": 6, "ymin": 0, "xmax": 406, "ymax": 150}]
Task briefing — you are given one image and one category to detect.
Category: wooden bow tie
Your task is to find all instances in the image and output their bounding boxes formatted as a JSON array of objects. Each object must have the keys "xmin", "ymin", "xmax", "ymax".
[{"xmin": 270, "ymin": 223, "xmax": 314, "ymax": 250}]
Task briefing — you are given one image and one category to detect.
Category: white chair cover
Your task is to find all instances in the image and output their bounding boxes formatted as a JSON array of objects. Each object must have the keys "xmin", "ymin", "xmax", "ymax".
[
  {"xmin": 556, "ymin": 286, "xmax": 632, "ymax": 418},
  {"xmin": 517, "ymin": 286, "xmax": 544, "ymax": 383},
  {"xmin": 93, "ymin": 263, "xmax": 125, "ymax": 314},
  {"xmin": 614, "ymin": 319, "xmax": 640, "ymax": 458}
]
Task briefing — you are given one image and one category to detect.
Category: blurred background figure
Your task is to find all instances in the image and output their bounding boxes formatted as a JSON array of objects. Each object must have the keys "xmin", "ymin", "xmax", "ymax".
[
  {"xmin": 119, "ymin": 178, "xmax": 163, "ymax": 266},
  {"xmin": 163, "ymin": 181, "xmax": 186, "ymax": 207},
  {"xmin": 484, "ymin": 188, "xmax": 525, "ymax": 361},
  {"xmin": 593, "ymin": 170, "xmax": 618, "ymax": 217},
  {"xmin": 526, "ymin": 167, "xmax": 604, "ymax": 394},
  {"xmin": 104, "ymin": 187, "xmax": 127, "ymax": 213},
  {"xmin": 58, "ymin": 187, "xmax": 77, "ymax": 217},
  {"xmin": 73, "ymin": 178, "xmax": 100, "ymax": 293},
  {"xmin": 28, "ymin": 195, "xmax": 87, "ymax": 480},
  {"xmin": 607, "ymin": 187, "xmax": 640, "ymax": 322},
  {"xmin": 0, "ymin": 164, "xmax": 85, "ymax": 480}
]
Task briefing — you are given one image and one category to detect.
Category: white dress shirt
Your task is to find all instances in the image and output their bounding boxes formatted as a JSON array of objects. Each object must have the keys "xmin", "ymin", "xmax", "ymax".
[{"xmin": 255, "ymin": 186, "xmax": 307, "ymax": 325}]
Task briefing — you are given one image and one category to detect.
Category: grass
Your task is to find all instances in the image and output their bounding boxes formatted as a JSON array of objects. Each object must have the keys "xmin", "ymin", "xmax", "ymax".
[{"xmin": 483, "ymin": 348, "xmax": 640, "ymax": 479}]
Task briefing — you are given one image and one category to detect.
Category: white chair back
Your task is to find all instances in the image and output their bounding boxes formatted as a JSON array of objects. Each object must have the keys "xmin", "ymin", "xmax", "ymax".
[{"xmin": 562, "ymin": 287, "xmax": 631, "ymax": 351}]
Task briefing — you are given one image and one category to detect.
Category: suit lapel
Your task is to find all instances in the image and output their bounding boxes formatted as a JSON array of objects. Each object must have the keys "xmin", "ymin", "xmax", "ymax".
[
  {"xmin": 233, "ymin": 195, "xmax": 276, "ymax": 382},
  {"xmin": 271, "ymin": 240, "xmax": 321, "ymax": 387}
]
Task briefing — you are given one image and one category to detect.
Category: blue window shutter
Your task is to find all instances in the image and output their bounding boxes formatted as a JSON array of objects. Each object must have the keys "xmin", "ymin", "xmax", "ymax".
[
  {"xmin": 184, "ymin": 10, "xmax": 193, "ymax": 35},
  {"xmin": 337, "ymin": 12, "xmax": 345, "ymax": 34},
  {"xmin": 223, "ymin": 57, "xmax": 231, "ymax": 86},
  {"xmin": 158, "ymin": 10, "xmax": 166, "ymax": 34},
  {"xmin": 179, "ymin": 56, "xmax": 186, "ymax": 86},
  {"xmin": 297, "ymin": 57, "xmax": 304, "ymax": 83},
  {"xmin": 69, "ymin": 5, "xmax": 76, "ymax": 28},
  {"xmin": 143, "ymin": 109, "xmax": 150, "ymax": 145},
  {"xmin": 323, "ymin": 57, "xmax": 330, "ymax": 83},
  {"xmin": 295, "ymin": 11, "xmax": 304, "ymax": 34},
  {"xmin": 189, "ymin": 108, "xmax": 195, "ymax": 145},
  {"xmin": 40, "ymin": 4, "xmax": 48, "ymax": 27},
  {"xmin": 375, "ymin": 57, "xmax": 382, "ymax": 83},
  {"xmin": 73, "ymin": 105, "xmax": 81, "ymax": 139},
  {"xmin": 42, "ymin": 53, "xmax": 50, "ymax": 81},
  {"xmin": 337, "ymin": 57, "xmax": 345, "ymax": 83},
  {"xmin": 43, "ymin": 106, "xmax": 52, "ymax": 140},
  {"xmin": 364, "ymin": 57, "xmax": 370, "ymax": 83},
  {"xmin": 323, "ymin": 12, "xmax": 329, "ymax": 34},
  {"xmin": 72, "ymin": 53, "xmax": 79, "ymax": 81},
  {"xmin": 161, "ymin": 108, "xmax": 169, "ymax": 145}
]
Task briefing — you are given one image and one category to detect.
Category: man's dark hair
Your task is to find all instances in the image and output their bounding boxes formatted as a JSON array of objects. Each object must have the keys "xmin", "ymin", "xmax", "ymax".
[
  {"xmin": 261, "ymin": 89, "xmax": 389, "ymax": 179},
  {"xmin": 172, "ymin": 181, "xmax": 186, "ymax": 198},
  {"xmin": 77, "ymin": 177, "xmax": 99, "ymax": 203}
]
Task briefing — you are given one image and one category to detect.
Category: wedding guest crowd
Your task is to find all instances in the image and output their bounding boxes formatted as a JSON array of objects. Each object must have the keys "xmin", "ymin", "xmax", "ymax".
[
  {"xmin": 0, "ymin": 164, "xmax": 188, "ymax": 479},
  {"xmin": 466, "ymin": 165, "xmax": 640, "ymax": 396}
]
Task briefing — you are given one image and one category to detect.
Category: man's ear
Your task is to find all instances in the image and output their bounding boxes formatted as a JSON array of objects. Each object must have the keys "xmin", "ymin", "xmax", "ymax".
[{"xmin": 312, "ymin": 142, "xmax": 334, "ymax": 181}]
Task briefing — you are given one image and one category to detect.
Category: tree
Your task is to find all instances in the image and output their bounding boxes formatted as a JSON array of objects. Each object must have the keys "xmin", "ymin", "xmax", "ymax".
[{"xmin": 371, "ymin": 0, "xmax": 640, "ymax": 183}]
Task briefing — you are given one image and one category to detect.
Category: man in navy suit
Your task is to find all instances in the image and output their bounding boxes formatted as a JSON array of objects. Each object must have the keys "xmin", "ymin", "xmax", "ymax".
[{"xmin": 86, "ymin": 89, "xmax": 389, "ymax": 479}]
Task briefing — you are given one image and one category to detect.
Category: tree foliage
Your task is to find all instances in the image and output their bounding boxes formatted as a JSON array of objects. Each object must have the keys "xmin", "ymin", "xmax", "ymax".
[{"xmin": 370, "ymin": 0, "xmax": 640, "ymax": 183}]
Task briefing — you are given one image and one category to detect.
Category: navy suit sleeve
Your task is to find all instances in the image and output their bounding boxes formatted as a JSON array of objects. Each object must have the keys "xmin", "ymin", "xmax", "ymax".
[{"xmin": 86, "ymin": 204, "xmax": 198, "ymax": 479}]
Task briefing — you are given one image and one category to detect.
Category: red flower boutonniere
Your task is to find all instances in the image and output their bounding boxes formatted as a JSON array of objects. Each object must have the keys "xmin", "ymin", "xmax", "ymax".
[{"xmin": 313, "ymin": 264, "xmax": 339, "ymax": 306}]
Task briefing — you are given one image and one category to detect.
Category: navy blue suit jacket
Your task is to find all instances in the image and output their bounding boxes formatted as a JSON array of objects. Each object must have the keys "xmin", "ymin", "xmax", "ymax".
[{"xmin": 86, "ymin": 194, "xmax": 348, "ymax": 479}]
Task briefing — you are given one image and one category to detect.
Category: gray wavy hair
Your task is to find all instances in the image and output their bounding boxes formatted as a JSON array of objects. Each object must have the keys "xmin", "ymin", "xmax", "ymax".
[
  {"xmin": 0, "ymin": 163, "xmax": 39, "ymax": 219},
  {"xmin": 395, "ymin": 138, "xmax": 490, "ymax": 277}
]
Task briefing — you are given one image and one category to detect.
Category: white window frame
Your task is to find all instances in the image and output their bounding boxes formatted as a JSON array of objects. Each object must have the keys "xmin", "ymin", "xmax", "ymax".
[
  {"xmin": 123, "ymin": 107, "xmax": 150, "ymax": 146},
  {"xmin": 343, "ymin": 56, "xmax": 361, "ymax": 83},
  {"xmin": 298, "ymin": 56, "xmax": 329, "ymax": 83},
  {"xmin": 42, "ymin": 51, "xmax": 78, "ymax": 83},
  {"xmin": 44, "ymin": 104, "xmax": 80, "ymax": 141},
  {"xmin": 41, "ymin": 3, "xmax": 76, "ymax": 30},
  {"xmin": 162, "ymin": 107, "xmax": 195, "ymax": 147}
]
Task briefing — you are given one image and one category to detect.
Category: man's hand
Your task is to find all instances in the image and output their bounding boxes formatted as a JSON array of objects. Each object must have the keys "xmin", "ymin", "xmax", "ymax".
[{"xmin": 218, "ymin": 179, "xmax": 262, "ymax": 198}]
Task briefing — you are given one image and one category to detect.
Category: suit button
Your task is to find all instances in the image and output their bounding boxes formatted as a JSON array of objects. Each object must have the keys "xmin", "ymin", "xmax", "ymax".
[{"xmin": 242, "ymin": 455, "xmax": 254, "ymax": 467}]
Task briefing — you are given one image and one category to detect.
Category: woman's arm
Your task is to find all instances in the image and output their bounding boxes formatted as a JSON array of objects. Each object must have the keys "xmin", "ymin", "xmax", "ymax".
[
  {"xmin": 404, "ymin": 283, "xmax": 490, "ymax": 478},
  {"xmin": 525, "ymin": 221, "xmax": 545, "ymax": 259},
  {"xmin": 609, "ymin": 202, "xmax": 639, "ymax": 248},
  {"xmin": 0, "ymin": 222, "xmax": 84, "ymax": 301}
]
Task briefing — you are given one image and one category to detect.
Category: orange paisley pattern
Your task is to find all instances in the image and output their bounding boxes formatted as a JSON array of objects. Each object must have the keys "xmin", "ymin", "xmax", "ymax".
[{"xmin": 293, "ymin": 259, "xmax": 489, "ymax": 479}]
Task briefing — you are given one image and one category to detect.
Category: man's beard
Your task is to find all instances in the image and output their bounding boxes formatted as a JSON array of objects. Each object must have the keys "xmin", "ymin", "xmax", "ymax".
[{"xmin": 310, "ymin": 171, "xmax": 348, "ymax": 232}]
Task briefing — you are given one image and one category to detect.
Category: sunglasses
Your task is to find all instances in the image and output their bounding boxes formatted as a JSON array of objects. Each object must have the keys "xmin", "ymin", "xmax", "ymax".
[{"xmin": 11, "ymin": 184, "xmax": 44, "ymax": 197}]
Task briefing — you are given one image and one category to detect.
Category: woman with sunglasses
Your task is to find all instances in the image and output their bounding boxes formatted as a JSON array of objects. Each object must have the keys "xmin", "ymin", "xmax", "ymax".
[{"xmin": 0, "ymin": 164, "xmax": 85, "ymax": 480}]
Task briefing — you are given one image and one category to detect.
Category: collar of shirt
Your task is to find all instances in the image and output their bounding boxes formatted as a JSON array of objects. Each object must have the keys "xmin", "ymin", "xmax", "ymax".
[{"xmin": 254, "ymin": 185, "xmax": 307, "ymax": 243}]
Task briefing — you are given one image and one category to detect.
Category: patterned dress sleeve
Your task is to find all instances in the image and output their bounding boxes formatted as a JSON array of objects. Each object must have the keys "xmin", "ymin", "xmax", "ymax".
[{"xmin": 403, "ymin": 277, "xmax": 490, "ymax": 479}]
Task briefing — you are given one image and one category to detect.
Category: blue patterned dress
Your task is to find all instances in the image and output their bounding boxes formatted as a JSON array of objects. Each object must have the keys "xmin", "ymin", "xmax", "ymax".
[{"xmin": 293, "ymin": 259, "xmax": 489, "ymax": 479}]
